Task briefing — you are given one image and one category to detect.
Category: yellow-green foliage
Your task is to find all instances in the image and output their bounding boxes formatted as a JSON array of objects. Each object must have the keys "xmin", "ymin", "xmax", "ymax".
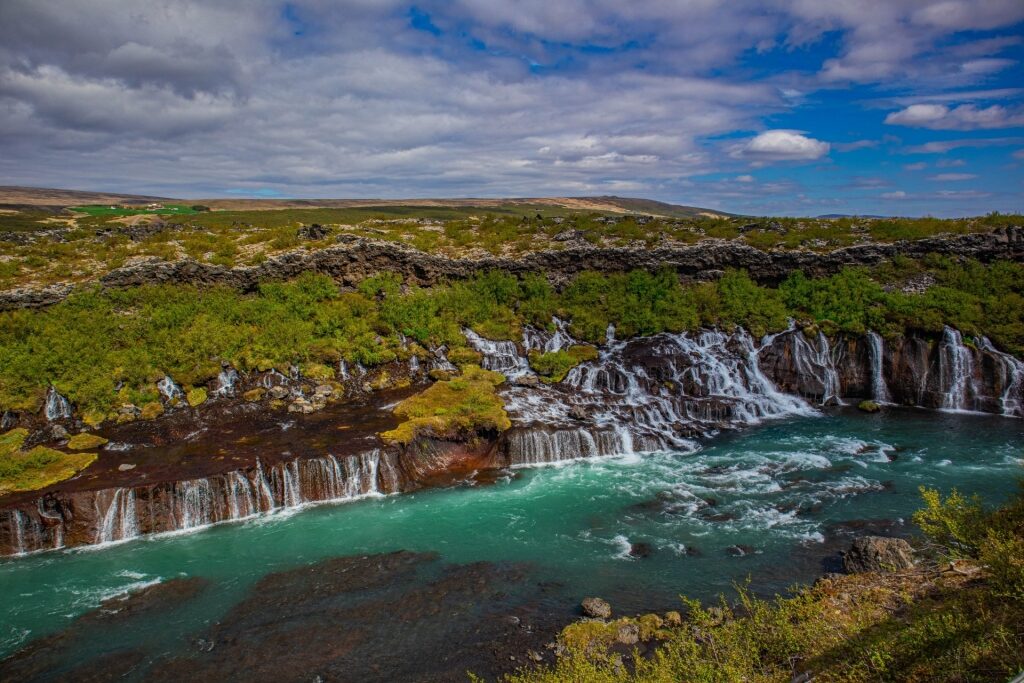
[
  {"xmin": 528, "ymin": 345, "xmax": 598, "ymax": 382},
  {"xmin": 186, "ymin": 387, "xmax": 207, "ymax": 407},
  {"xmin": 504, "ymin": 484, "xmax": 1024, "ymax": 683},
  {"xmin": 0, "ymin": 429, "xmax": 96, "ymax": 495},
  {"xmin": 301, "ymin": 362, "xmax": 335, "ymax": 381},
  {"xmin": 66, "ymin": 433, "xmax": 108, "ymax": 450},
  {"xmin": 243, "ymin": 388, "xmax": 266, "ymax": 402},
  {"xmin": 447, "ymin": 346, "xmax": 483, "ymax": 366},
  {"xmin": 380, "ymin": 365, "xmax": 510, "ymax": 444},
  {"xmin": 140, "ymin": 401, "xmax": 164, "ymax": 420}
]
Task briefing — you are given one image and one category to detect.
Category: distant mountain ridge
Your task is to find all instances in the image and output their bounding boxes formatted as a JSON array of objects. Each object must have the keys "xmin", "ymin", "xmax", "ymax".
[{"xmin": 0, "ymin": 186, "xmax": 730, "ymax": 217}]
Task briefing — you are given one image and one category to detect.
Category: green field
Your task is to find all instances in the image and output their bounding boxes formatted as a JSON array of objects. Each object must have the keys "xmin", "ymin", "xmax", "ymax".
[{"xmin": 70, "ymin": 203, "xmax": 200, "ymax": 217}]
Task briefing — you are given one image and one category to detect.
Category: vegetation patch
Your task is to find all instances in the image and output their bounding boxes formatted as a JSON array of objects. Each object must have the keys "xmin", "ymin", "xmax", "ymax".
[
  {"xmin": 503, "ymin": 482, "xmax": 1024, "ymax": 683},
  {"xmin": 380, "ymin": 365, "xmax": 510, "ymax": 444},
  {"xmin": 0, "ymin": 428, "xmax": 97, "ymax": 495},
  {"xmin": 528, "ymin": 345, "xmax": 599, "ymax": 382},
  {"xmin": 66, "ymin": 433, "xmax": 108, "ymax": 450}
]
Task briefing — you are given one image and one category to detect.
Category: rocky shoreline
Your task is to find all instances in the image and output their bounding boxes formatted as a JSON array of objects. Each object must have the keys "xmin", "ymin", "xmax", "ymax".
[
  {"xmin": 2, "ymin": 319, "xmax": 1021, "ymax": 557},
  {"xmin": 1, "ymin": 226, "xmax": 1022, "ymax": 310}
]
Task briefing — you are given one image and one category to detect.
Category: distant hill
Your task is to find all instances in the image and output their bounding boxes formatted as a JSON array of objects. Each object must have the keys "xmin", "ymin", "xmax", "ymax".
[{"xmin": 0, "ymin": 186, "xmax": 731, "ymax": 217}]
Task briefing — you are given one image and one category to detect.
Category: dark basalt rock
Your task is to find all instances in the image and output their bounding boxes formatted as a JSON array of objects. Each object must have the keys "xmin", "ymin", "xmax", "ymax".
[
  {"xmin": 842, "ymin": 536, "xmax": 915, "ymax": 573},
  {"xmin": 2, "ymin": 227, "xmax": 1021, "ymax": 310},
  {"xmin": 628, "ymin": 541, "xmax": 655, "ymax": 558}
]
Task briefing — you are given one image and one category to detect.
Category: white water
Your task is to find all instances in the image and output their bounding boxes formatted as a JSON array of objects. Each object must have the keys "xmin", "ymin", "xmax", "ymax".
[
  {"xmin": 213, "ymin": 367, "xmax": 240, "ymax": 397},
  {"xmin": 156, "ymin": 376, "xmax": 183, "ymax": 403},
  {"xmin": 978, "ymin": 336, "xmax": 1024, "ymax": 417},
  {"xmin": 785, "ymin": 328, "xmax": 843, "ymax": 405},
  {"xmin": 469, "ymin": 324, "xmax": 816, "ymax": 466},
  {"xmin": 44, "ymin": 387, "xmax": 72, "ymax": 421},
  {"xmin": 939, "ymin": 326, "xmax": 977, "ymax": 411},
  {"xmin": 866, "ymin": 331, "xmax": 892, "ymax": 404}
]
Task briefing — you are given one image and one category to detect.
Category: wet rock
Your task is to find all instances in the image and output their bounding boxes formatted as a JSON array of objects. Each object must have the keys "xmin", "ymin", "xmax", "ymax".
[
  {"xmin": 843, "ymin": 536, "xmax": 915, "ymax": 573},
  {"xmin": 118, "ymin": 463, "xmax": 136, "ymax": 471},
  {"xmin": 288, "ymin": 398, "xmax": 316, "ymax": 414},
  {"xmin": 267, "ymin": 385, "xmax": 289, "ymax": 400},
  {"xmin": 628, "ymin": 542, "xmax": 654, "ymax": 558},
  {"xmin": 858, "ymin": 400, "xmax": 881, "ymax": 413},
  {"xmin": 46, "ymin": 424, "xmax": 69, "ymax": 442},
  {"xmin": 314, "ymin": 384, "xmax": 334, "ymax": 398},
  {"xmin": 567, "ymin": 405, "xmax": 588, "ymax": 421},
  {"xmin": 243, "ymin": 388, "xmax": 266, "ymax": 402},
  {"xmin": 726, "ymin": 544, "xmax": 756, "ymax": 557},
  {"xmin": 614, "ymin": 622, "xmax": 640, "ymax": 645},
  {"xmin": 581, "ymin": 597, "xmax": 611, "ymax": 619}
]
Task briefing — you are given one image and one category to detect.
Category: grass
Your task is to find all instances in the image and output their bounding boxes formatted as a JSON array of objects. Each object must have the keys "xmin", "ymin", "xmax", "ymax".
[
  {"xmin": 528, "ymin": 345, "xmax": 599, "ymax": 382},
  {"xmin": 0, "ymin": 428, "xmax": 97, "ymax": 495},
  {"xmin": 379, "ymin": 364, "xmax": 510, "ymax": 444},
  {"xmin": 499, "ymin": 482, "xmax": 1024, "ymax": 683},
  {"xmin": 0, "ymin": 203, "xmax": 1018, "ymax": 291},
  {"xmin": 70, "ymin": 204, "xmax": 199, "ymax": 217},
  {"xmin": 0, "ymin": 259, "xmax": 1021, "ymax": 421}
]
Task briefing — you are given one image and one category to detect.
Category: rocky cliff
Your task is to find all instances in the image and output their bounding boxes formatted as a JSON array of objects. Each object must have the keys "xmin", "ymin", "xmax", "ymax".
[{"xmin": 2, "ymin": 227, "xmax": 1022, "ymax": 310}]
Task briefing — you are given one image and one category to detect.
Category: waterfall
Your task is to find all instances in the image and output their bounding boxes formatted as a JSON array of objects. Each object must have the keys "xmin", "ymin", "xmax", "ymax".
[
  {"xmin": 408, "ymin": 354, "xmax": 421, "ymax": 375},
  {"xmin": 501, "ymin": 328, "xmax": 814, "ymax": 466},
  {"xmin": 44, "ymin": 387, "xmax": 72, "ymax": 421},
  {"xmin": 157, "ymin": 375, "xmax": 183, "ymax": 402},
  {"xmin": 7, "ymin": 509, "xmax": 26, "ymax": 555},
  {"xmin": 866, "ymin": 331, "xmax": 891, "ymax": 403},
  {"xmin": 783, "ymin": 329, "xmax": 842, "ymax": 405},
  {"xmin": 339, "ymin": 360, "xmax": 350, "ymax": 380},
  {"xmin": 939, "ymin": 326, "xmax": 976, "ymax": 411},
  {"xmin": 522, "ymin": 317, "xmax": 575, "ymax": 354},
  {"xmin": 96, "ymin": 488, "xmax": 138, "ymax": 544},
  {"xmin": 978, "ymin": 337, "xmax": 1024, "ymax": 417},
  {"xmin": 213, "ymin": 367, "xmax": 240, "ymax": 397},
  {"xmin": 464, "ymin": 329, "xmax": 530, "ymax": 378}
]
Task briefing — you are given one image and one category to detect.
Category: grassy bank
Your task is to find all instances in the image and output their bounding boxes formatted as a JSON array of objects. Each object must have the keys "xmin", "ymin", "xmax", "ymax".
[
  {"xmin": 0, "ymin": 202, "xmax": 1018, "ymax": 291},
  {"xmin": 0, "ymin": 258, "xmax": 1021, "ymax": 419},
  {"xmin": 499, "ymin": 484, "xmax": 1024, "ymax": 683}
]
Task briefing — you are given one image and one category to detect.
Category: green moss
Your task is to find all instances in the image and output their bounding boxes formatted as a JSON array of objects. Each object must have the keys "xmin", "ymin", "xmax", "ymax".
[
  {"xmin": 447, "ymin": 347, "xmax": 483, "ymax": 366},
  {"xmin": 528, "ymin": 345, "xmax": 599, "ymax": 382},
  {"xmin": 66, "ymin": 433, "xmax": 108, "ymax": 450},
  {"xmin": 0, "ymin": 435, "xmax": 97, "ymax": 495},
  {"xmin": 380, "ymin": 365, "xmax": 510, "ymax": 444},
  {"xmin": 301, "ymin": 362, "xmax": 335, "ymax": 381},
  {"xmin": 857, "ymin": 400, "xmax": 881, "ymax": 413},
  {"xmin": 140, "ymin": 401, "xmax": 164, "ymax": 420},
  {"xmin": 186, "ymin": 387, "xmax": 207, "ymax": 407},
  {"xmin": 243, "ymin": 388, "xmax": 266, "ymax": 402}
]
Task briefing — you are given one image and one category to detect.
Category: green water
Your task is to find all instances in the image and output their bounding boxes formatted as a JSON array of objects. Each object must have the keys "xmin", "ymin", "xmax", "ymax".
[{"xmin": 1, "ymin": 409, "xmax": 1022, "ymax": 662}]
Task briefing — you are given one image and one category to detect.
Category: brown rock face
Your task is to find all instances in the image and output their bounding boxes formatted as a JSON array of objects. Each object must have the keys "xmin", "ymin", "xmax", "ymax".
[
  {"xmin": 3, "ymin": 227, "xmax": 1022, "ymax": 309},
  {"xmin": 843, "ymin": 536, "xmax": 915, "ymax": 573}
]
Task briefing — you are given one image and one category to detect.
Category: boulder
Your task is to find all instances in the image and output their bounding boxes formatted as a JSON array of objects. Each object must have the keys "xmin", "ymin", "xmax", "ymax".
[
  {"xmin": 297, "ymin": 223, "xmax": 328, "ymax": 240},
  {"xmin": 614, "ymin": 622, "xmax": 640, "ymax": 645},
  {"xmin": 858, "ymin": 400, "xmax": 881, "ymax": 413},
  {"xmin": 843, "ymin": 536, "xmax": 915, "ymax": 573},
  {"xmin": 267, "ymin": 385, "xmax": 289, "ymax": 400},
  {"xmin": 580, "ymin": 597, "xmax": 611, "ymax": 619}
]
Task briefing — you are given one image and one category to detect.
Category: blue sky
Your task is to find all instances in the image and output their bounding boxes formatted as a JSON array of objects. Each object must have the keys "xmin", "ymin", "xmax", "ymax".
[{"xmin": 0, "ymin": 1, "xmax": 1022, "ymax": 216}]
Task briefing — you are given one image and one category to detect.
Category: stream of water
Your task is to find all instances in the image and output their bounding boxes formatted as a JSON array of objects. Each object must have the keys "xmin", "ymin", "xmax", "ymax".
[{"xmin": 1, "ymin": 408, "xmax": 1021, "ymax": 674}]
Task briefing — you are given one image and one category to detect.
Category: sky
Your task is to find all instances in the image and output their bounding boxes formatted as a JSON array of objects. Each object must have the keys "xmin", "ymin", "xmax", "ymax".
[{"xmin": 0, "ymin": 1, "xmax": 1022, "ymax": 216}]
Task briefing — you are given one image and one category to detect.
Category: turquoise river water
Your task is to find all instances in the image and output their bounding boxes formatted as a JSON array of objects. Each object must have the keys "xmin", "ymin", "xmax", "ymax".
[{"xmin": 1, "ymin": 408, "xmax": 1022, "ymax": 671}]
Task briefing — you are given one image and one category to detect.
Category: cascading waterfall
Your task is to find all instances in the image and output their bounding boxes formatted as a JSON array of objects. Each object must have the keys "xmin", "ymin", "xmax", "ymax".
[
  {"xmin": 96, "ymin": 488, "xmax": 138, "ymax": 544},
  {"xmin": 213, "ymin": 367, "xmax": 240, "ymax": 397},
  {"xmin": 939, "ymin": 326, "xmax": 976, "ymax": 411},
  {"xmin": 978, "ymin": 337, "xmax": 1024, "ymax": 417},
  {"xmin": 785, "ymin": 329, "xmax": 843, "ymax": 405},
  {"xmin": 44, "ymin": 387, "xmax": 72, "ymax": 421},
  {"xmin": 866, "ymin": 331, "xmax": 891, "ymax": 403},
  {"xmin": 471, "ymin": 323, "xmax": 815, "ymax": 466},
  {"xmin": 157, "ymin": 375, "xmax": 183, "ymax": 402},
  {"xmin": 60, "ymin": 450, "xmax": 394, "ymax": 553}
]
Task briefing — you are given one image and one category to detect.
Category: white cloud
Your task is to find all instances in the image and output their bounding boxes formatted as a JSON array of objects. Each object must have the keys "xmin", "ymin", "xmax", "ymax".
[
  {"xmin": 1013, "ymin": 149, "xmax": 1024, "ymax": 160},
  {"xmin": 903, "ymin": 162, "xmax": 927, "ymax": 171},
  {"xmin": 735, "ymin": 174, "xmax": 755, "ymax": 182},
  {"xmin": 881, "ymin": 191, "xmax": 908, "ymax": 199},
  {"xmin": 928, "ymin": 173, "xmax": 977, "ymax": 181},
  {"xmin": 885, "ymin": 103, "xmax": 1024, "ymax": 130},
  {"xmin": 732, "ymin": 130, "xmax": 830, "ymax": 162}
]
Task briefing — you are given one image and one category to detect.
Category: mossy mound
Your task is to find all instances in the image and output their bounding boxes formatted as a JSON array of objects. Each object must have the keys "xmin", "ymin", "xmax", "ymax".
[
  {"xmin": 858, "ymin": 399, "xmax": 881, "ymax": 413},
  {"xmin": 66, "ymin": 432, "xmax": 108, "ymax": 450},
  {"xmin": 380, "ymin": 365, "xmax": 510, "ymax": 444},
  {"xmin": 0, "ymin": 429, "xmax": 97, "ymax": 495},
  {"xmin": 528, "ymin": 345, "xmax": 599, "ymax": 383},
  {"xmin": 186, "ymin": 387, "xmax": 207, "ymax": 407}
]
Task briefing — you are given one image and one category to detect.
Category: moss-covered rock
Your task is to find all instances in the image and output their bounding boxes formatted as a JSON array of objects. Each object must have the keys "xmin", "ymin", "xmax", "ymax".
[
  {"xmin": 528, "ymin": 345, "xmax": 599, "ymax": 383},
  {"xmin": 140, "ymin": 401, "xmax": 164, "ymax": 420},
  {"xmin": 858, "ymin": 399, "xmax": 881, "ymax": 413},
  {"xmin": 0, "ymin": 429, "xmax": 97, "ymax": 494},
  {"xmin": 447, "ymin": 346, "xmax": 482, "ymax": 366},
  {"xmin": 380, "ymin": 365, "xmax": 510, "ymax": 444},
  {"xmin": 243, "ymin": 388, "xmax": 266, "ymax": 402},
  {"xmin": 66, "ymin": 432, "xmax": 108, "ymax": 450},
  {"xmin": 301, "ymin": 362, "xmax": 335, "ymax": 382},
  {"xmin": 186, "ymin": 387, "xmax": 207, "ymax": 407}
]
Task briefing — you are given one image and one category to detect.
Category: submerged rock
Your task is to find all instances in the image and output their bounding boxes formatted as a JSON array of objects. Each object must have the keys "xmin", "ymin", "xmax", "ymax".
[
  {"xmin": 858, "ymin": 400, "xmax": 881, "ymax": 413},
  {"xmin": 843, "ymin": 536, "xmax": 915, "ymax": 573},
  {"xmin": 581, "ymin": 597, "xmax": 611, "ymax": 619}
]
